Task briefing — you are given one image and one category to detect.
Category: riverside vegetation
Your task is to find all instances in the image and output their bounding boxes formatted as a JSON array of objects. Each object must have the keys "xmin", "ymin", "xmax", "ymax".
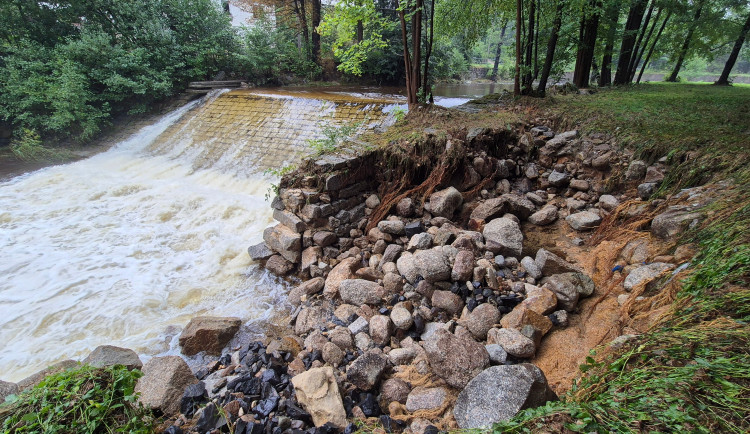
[{"xmin": 1, "ymin": 85, "xmax": 748, "ymax": 432}]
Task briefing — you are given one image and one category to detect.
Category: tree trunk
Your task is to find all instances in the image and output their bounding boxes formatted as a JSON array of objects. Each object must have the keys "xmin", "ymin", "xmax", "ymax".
[
  {"xmin": 614, "ymin": 0, "xmax": 648, "ymax": 84},
  {"xmin": 522, "ymin": 0, "xmax": 536, "ymax": 93},
  {"xmin": 627, "ymin": 0, "xmax": 655, "ymax": 80},
  {"xmin": 491, "ymin": 21, "xmax": 509, "ymax": 82},
  {"xmin": 537, "ymin": 0, "xmax": 565, "ymax": 95},
  {"xmin": 599, "ymin": 2, "xmax": 620, "ymax": 86},
  {"xmin": 667, "ymin": 0, "xmax": 704, "ymax": 82},
  {"xmin": 637, "ymin": 11, "xmax": 671, "ymax": 83},
  {"xmin": 715, "ymin": 13, "xmax": 750, "ymax": 85},
  {"xmin": 572, "ymin": 0, "xmax": 601, "ymax": 89},
  {"xmin": 311, "ymin": 0, "xmax": 321, "ymax": 64},
  {"xmin": 533, "ymin": 0, "xmax": 541, "ymax": 78},
  {"xmin": 515, "ymin": 0, "xmax": 522, "ymax": 96},
  {"xmin": 629, "ymin": 7, "xmax": 661, "ymax": 82},
  {"xmin": 422, "ymin": 0, "xmax": 435, "ymax": 99},
  {"xmin": 293, "ymin": 0, "xmax": 309, "ymax": 56}
]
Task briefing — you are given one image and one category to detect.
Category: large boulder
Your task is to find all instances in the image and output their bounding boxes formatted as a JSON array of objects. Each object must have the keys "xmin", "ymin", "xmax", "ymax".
[
  {"xmin": 179, "ymin": 316, "xmax": 242, "ymax": 356},
  {"xmin": 483, "ymin": 217, "xmax": 523, "ymax": 258},
  {"xmin": 83, "ymin": 345, "xmax": 142, "ymax": 370},
  {"xmin": 339, "ymin": 279, "xmax": 382, "ymax": 306},
  {"xmin": 423, "ymin": 329, "xmax": 489, "ymax": 389},
  {"xmin": 624, "ymin": 263, "xmax": 675, "ymax": 292},
  {"xmin": 263, "ymin": 224, "xmax": 302, "ymax": 263},
  {"xmin": 453, "ymin": 364, "xmax": 558, "ymax": 429},
  {"xmin": 135, "ymin": 356, "xmax": 198, "ymax": 416},
  {"xmin": 429, "ymin": 187, "xmax": 463, "ymax": 218},
  {"xmin": 291, "ymin": 367, "xmax": 347, "ymax": 428},
  {"xmin": 651, "ymin": 206, "xmax": 704, "ymax": 240},
  {"xmin": 414, "ymin": 247, "xmax": 452, "ymax": 282},
  {"xmin": 346, "ymin": 350, "xmax": 388, "ymax": 391}
]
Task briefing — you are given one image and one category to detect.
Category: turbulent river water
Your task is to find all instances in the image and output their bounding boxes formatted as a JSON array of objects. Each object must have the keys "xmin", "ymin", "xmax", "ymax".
[{"xmin": 0, "ymin": 89, "xmax": 399, "ymax": 382}]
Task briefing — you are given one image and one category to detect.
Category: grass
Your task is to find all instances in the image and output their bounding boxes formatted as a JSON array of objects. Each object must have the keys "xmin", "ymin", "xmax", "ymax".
[
  {"xmin": 0, "ymin": 365, "xmax": 153, "ymax": 433},
  {"xmin": 489, "ymin": 83, "xmax": 750, "ymax": 433}
]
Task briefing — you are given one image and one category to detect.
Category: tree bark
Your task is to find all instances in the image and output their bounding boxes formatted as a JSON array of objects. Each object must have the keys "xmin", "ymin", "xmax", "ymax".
[
  {"xmin": 599, "ymin": 2, "xmax": 620, "ymax": 86},
  {"xmin": 627, "ymin": 0, "xmax": 655, "ymax": 80},
  {"xmin": 311, "ymin": 0, "xmax": 321, "ymax": 64},
  {"xmin": 572, "ymin": 0, "xmax": 601, "ymax": 89},
  {"xmin": 491, "ymin": 21, "xmax": 509, "ymax": 82},
  {"xmin": 292, "ymin": 0, "xmax": 309, "ymax": 56},
  {"xmin": 667, "ymin": 0, "xmax": 704, "ymax": 82},
  {"xmin": 637, "ymin": 11, "xmax": 671, "ymax": 83},
  {"xmin": 715, "ymin": 12, "xmax": 750, "ymax": 85},
  {"xmin": 533, "ymin": 0, "xmax": 541, "ymax": 78},
  {"xmin": 614, "ymin": 0, "xmax": 648, "ymax": 84},
  {"xmin": 515, "ymin": 0, "xmax": 522, "ymax": 96},
  {"xmin": 422, "ymin": 0, "xmax": 435, "ymax": 99},
  {"xmin": 522, "ymin": 0, "xmax": 536, "ymax": 93},
  {"xmin": 537, "ymin": 0, "xmax": 565, "ymax": 95},
  {"xmin": 629, "ymin": 7, "xmax": 661, "ymax": 82}
]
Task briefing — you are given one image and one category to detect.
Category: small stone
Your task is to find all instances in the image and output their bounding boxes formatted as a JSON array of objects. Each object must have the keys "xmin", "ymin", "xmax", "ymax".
[
  {"xmin": 520, "ymin": 256, "xmax": 542, "ymax": 279},
  {"xmin": 369, "ymin": 315, "xmax": 393, "ymax": 346},
  {"xmin": 569, "ymin": 179, "xmax": 589, "ymax": 191},
  {"xmin": 405, "ymin": 387, "xmax": 448, "ymax": 412},
  {"xmin": 637, "ymin": 182, "xmax": 657, "ymax": 200},
  {"xmin": 499, "ymin": 305, "xmax": 553, "ymax": 335},
  {"xmin": 339, "ymin": 279, "xmax": 382, "ymax": 306},
  {"xmin": 322, "ymin": 342, "xmax": 345, "ymax": 366},
  {"xmin": 431, "ymin": 290, "xmax": 465, "ymax": 315},
  {"xmin": 135, "ymin": 356, "xmax": 198, "ymax": 416},
  {"xmin": 623, "ymin": 262, "xmax": 675, "ymax": 292},
  {"xmin": 451, "ymin": 250, "xmax": 475, "ymax": 281},
  {"xmin": 313, "ymin": 231, "xmax": 338, "ymax": 247},
  {"xmin": 346, "ymin": 350, "xmax": 388, "ymax": 391},
  {"xmin": 390, "ymin": 306, "xmax": 413, "ymax": 330},
  {"xmin": 381, "ymin": 378, "xmax": 411, "ymax": 404},
  {"xmin": 484, "ymin": 344, "xmax": 508, "ymax": 364},
  {"xmin": 265, "ymin": 254, "xmax": 295, "ymax": 275},
  {"xmin": 528, "ymin": 205, "xmax": 558, "ymax": 226},
  {"xmin": 83, "ymin": 345, "xmax": 142, "ymax": 370},
  {"xmin": 378, "ymin": 220, "xmax": 405, "ymax": 235},
  {"xmin": 465, "ymin": 303, "xmax": 500, "ymax": 340},
  {"xmin": 366, "ymin": 194, "xmax": 381, "ymax": 209},
  {"xmin": 547, "ymin": 170, "xmax": 570, "ymax": 187},
  {"xmin": 598, "ymin": 194, "xmax": 619, "ymax": 211},
  {"xmin": 396, "ymin": 198, "xmax": 415, "ymax": 216},
  {"xmin": 487, "ymin": 328, "xmax": 536, "ymax": 358},
  {"xmin": 483, "ymin": 217, "xmax": 523, "ymax": 257},
  {"xmin": 565, "ymin": 211, "xmax": 602, "ymax": 231},
  {"xmin": 247, "ymin": 242, "xmax": 274, "ymax": 260},
  {"xmin": 626, "ymin": 160, "xmax": 647, "ymax": 181},
  {"xmin": 404, "ymin": 221, "xmax": 426, "ymax": 237},
  {"xmin": 407, "ymin": 232, "xmax": 433, "ymax": 251},
  {"xmin": 423, "ymin": 329, "xmax": 489, "ymax": 388}
]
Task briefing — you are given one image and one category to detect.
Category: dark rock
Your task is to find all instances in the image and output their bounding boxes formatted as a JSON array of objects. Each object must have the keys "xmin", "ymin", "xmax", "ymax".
[
  {"xmin": 180, "ymin": 381, "xmax": 207, "ymax": 418},
  {"xmin": 254, "ymin": 396, "xmax": 280, "ymax": 417},
  {"xmin": 265, "ymin": 254, "xmax": 295, "ymax": 275},
  {"xmin": 357, "ymin": 393, "xmax": 381, "ymax": 417},
  {"xmin": 228, "ymin": 375, "xmax": 262, "ymax": 396},
  {"xmin": 637, "ymin": 182, "xmax": 657, "ymax": 200},
  {"xmin": 196, "ymin": 402, "xmax": 222, "ymax": 433},
  {"xmin": 248, "ymin": 242, "xmax": 274, "ymax": 260},
  {"xmin": 163, "ymin": 426, "xmax": 184, "ymax": 434},
  {"xmin": 453, "ymin": 364, "xmax": 558, "ymax": 428},
  {"xmin": 404, "ymin": 221, "xmax": 425, "ymax": 237},
  {"xmin": 313, "ymin": 231, "xmax": 338, "ymax": 247},
  {"xmin": 346, "ymin": 350, "xmax": 388, "ymax": 391}
]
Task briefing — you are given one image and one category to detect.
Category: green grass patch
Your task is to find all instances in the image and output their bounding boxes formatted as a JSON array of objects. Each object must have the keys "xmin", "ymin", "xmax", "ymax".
[{"xmin": 0, "ymin": 365, "xmax": 153, "ymax": 433}]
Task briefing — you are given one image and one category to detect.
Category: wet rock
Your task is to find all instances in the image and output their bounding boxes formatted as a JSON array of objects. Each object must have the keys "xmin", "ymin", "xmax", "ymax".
[
  {"xmin": 324, "ymin": 257, "xmax": 360, "ymax": 299},
  {"xmin": 429, "ymin": 187, "xmax": 463, "ymax": 218},
  {"xmin": 483, "ymin": 217, "xmax": 523, "ymax": 257},
  {"xmin": 263, "ymin": 224, "xmax": 302, "ymax": 263},
  {"xmin": 543, "ymin": 272, "xmax": 595, "ymax": 311},
  {"xmin": 520, "ymin": 256, "xmax": 542, "ymax": 280},
  {"xmin": 313, "ymin": 230, "xmax": 338, "ymax": 247},
  {"xmin": 534, "ymin": 249, "xmax": 582, "ymax": 275},
  {"xmin": 487, "ymin": 328, "xmax": 535, "ymax": 358},
  {"xmin": 598, "ymin": 194, "xmax": 619, "ymax": 211},
  {"xmin": 380, "ymin": 378, "xmax": 410, "ymax": 404},
  {"xmin": 407, "ymin": 232, "xmax": 433, "ymax": 251},
  {"xmin": 623, "ymin": 262, "xmax": 675, "ymax": 292},
  {"xmin": 248, "ymin": 242, "xmax": 274, "ymax": 260},
  {"xmin": 390, "ymin": 306, "xmax": 413, "ymax": 330},
  {"xmin": 369, "ymin": 315, "xmax": 393, "ymax": 346},
  {"xmin": 565, "ymin": 211, "xmax": 602, "ymax": 231},
  {"xmin": 637, "ymin": 182, "xmax": 657, "ymax": 200},
  {"xmin": 431, "ymin": 290, "xmax": 464, "ymax": 316},
  {"xmin": 135, "ymin": 356, "xmax": 198, "ymax": 416},
  {"xmin": 288, "ymin": 277, "xmax": 326, "ymax": 305},
  {"xmin": 339, "ymin": 279, "xmax": 382, "ymax": 306},
  {"xmin": 405, "ymin": 387, "xmax": 448, "ymax": 412},
  {"xmin": 292, "ymin": 367, "xmax": 347, "ymax": 428},
  {"xmin": 465, "ymin": 303, "xmax": 500, "ymax": 340},
  {"xmin": 347, "ymin": 350, "xmax": 388, "ymax": 391},
  {"xmin": 265, "ymin": 254, "xmax": 295, "ymax": 275},
  {"xmin": 528, "ymin": 205, "xmax": 558, "ymax": 226},
  {"xmin": 451, "ymin": 250, "xmax": 475, "ymax": 281},
  {"xmin": 520, "ymin": 284, "xmax": 558, "ymax": 315},
  {"xmin": 179, "ymin": 316, "xmax": 241, "ymax": 356},
  {"xmin": 453, "ymin": 364, "xmax": 557, "ymax": 429},
  {"xmin": 651, "ymin": 206, "xmax": 704, "ymax": 240},
  {"xmin": 423, "ymin": 329, "xmax": 489, "ymax": 388},
  {"xmin": 626, "ymin": 160, "xmax": 647, "ymax": 181},
  {"xmin": 83, "ymin": 345, "xmax": 142, "ymax": 370},
  {"xmin": 414, "ymin": 247, "xmax": 452, "ymax": 282}
]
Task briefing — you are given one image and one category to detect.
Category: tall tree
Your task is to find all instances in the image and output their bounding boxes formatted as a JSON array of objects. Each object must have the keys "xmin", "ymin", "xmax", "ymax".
[
  {"xmin": 599, "ymin": 0, "xmax": 621, "ymax": 86},
  {"xmin": 311, "ymin": 0, "xmax": 322, "ymax": 63},
  {"xmin": 522, "ymin": 0, "xmax": 537, "ymax": 93},
  {"xmin": 614, "ymin": 0, "xmax": 648, "ymax": 84},
  {"xmin": 629, "ymin": 6, "xmax": 662, "ymax": 82},
  {"xmin": 515, "ymin": 0, "xmax": 522, "ymax": 95},
  {"xmin": 627, "ymin": 0, "xmax": 656, "ymax": 79},
  {"xmin": 572, "ymin": 0, "xmax": 601, "ymax": 88},
  {"xmin": 537, "ymin": 0, "xmax": 566, "ymax": 94},
  {"xmin": 666, "ymin": 0, "xmax": 705, "ymax": 82},
  {"xmin": 715, "ymin": 11, "xmax": 750, "ymax": 85},
  {"xmin": 636, "ymin": 10, "xmax": 671, "ymax": 83},
  {"xmin": 490, "ymin": 21, "xmax": 510, "ymax": 82}
]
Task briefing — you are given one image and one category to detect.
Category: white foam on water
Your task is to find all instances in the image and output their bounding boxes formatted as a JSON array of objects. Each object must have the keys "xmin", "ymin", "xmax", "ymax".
[{"xmin": 0, "ymin": 95, "xmax": 285, "ymax": 382}]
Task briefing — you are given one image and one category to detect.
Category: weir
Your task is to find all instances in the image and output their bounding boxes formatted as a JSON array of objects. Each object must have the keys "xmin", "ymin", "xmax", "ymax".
[{"xmin": 0, "ymin": 89, "xmax": 397, "ymax": 382}]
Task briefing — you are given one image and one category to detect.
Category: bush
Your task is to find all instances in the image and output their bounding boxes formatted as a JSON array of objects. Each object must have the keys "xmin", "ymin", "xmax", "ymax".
[{"xmin": 1, "ymin": 365, "xmax": 153, "ymax": 433}]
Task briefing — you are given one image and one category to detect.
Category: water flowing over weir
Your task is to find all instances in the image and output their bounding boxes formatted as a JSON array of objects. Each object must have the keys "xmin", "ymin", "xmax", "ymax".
[{"xmin": 0, "ymin": 89, "xmax": 397, "ymax": 382}]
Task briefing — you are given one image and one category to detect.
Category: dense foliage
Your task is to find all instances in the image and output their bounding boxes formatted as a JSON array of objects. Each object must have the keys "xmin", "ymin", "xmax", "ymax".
[{"xmin": 0, "ymin": 365, "xmax": 152, "ymax": 433}]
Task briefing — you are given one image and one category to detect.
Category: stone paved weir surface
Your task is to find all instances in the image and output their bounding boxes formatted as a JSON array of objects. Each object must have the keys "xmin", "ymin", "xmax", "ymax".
[{"xmin": 148, "ymin": 89, "xmax": 400, "ymax": 175}]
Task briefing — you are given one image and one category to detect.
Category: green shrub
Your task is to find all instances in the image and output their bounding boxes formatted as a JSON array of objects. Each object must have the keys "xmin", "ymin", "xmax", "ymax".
[{"xmin": 1, "ymin": 365, "xmax": 153, "ymax": 433}]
